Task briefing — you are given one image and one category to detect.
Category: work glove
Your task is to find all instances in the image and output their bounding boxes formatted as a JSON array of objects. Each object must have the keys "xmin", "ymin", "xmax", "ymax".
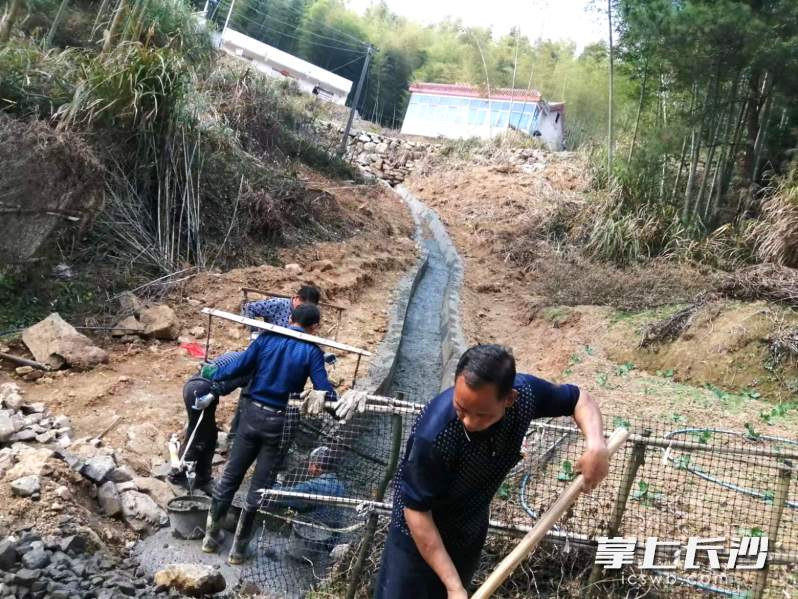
[
  {"xmin": 299, "ymin": 389, "xmax": 328, "ymax": 417},
  {"xmin": 334, "ymin": 390, "xmax": 369, "ymax": 422},
  {"xmin": 192, "ymin": 392, "xmax": 217, "ymax": 411}
]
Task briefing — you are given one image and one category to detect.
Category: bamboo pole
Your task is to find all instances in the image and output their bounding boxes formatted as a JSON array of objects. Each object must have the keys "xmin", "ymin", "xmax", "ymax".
[
  {"xmin": 345, "ymin": 412, "xmax": 403, "ymax": 599},
  {"xmin": 753, "ymin": 465, "xmax": 792, "ymax": 599},
  {"xmin": 45, "ymin": 0, "xmax": 70, "ymax": 46},
  {"xmin": 102, "ymin": 0, "xmax": 128, "ymax": 52},
  {"xmin": 587, "ymin": 431, "xmax": 649, "ymax": 593},
  {"xmin": 471, "ymin": 428, "xmax": 630, "ymax": 599}
]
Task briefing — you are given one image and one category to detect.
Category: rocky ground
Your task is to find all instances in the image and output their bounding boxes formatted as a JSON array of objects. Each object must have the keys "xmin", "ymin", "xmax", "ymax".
[{"xmin": 0, "ymin": 174, "xmax": 417, "ymax": 595}]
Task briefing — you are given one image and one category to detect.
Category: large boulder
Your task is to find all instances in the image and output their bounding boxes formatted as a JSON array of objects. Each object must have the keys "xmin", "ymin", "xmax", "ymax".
[
  {"xmin": 111, "ymin": 316, "xmax": 144, "ymax": 338},
  {"xmin": 120, "ymin": 491, "xmax": 168, "ymax": 535},
  {"xmin": 139, "ymin": 305, "xmax": 180, "ymax": 340},
  {"xmin": 153, "ymin": 564, "xmax": 225, "ymax": 597},
  {"xmin": 21, "ymin": 313, "xmax": 109, "ymax": 369},
  {"xmin": 133, "ymin": 477, "xmax": 175, "ymax": 510},
  {"xmin": 98, "ymin": 481, "xmax": 122, "ymax": 517}
]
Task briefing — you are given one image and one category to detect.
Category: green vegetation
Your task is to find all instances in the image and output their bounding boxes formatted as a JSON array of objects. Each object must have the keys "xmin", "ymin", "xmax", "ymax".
[
  {"xmin": 557, "ymin": 460, "xmax": 576, "ymax": 482},
  {"xmin": 631, "ymin": 479, "xmax": 663, "ymax": 506},
  {"xmin": 612, "ymin": 416, "xmax": 631, "ymax": 430}
]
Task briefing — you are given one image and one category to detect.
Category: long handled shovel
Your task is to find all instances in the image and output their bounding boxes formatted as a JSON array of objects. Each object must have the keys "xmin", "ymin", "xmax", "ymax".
[{"xmin": 471, "ymin": 427, "xmax": 630, "ymax": 599}]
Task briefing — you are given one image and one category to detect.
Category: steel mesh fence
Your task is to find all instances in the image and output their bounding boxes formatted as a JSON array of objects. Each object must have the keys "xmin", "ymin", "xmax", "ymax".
[{"xmin": 235, "ymin": 397, "xmax": 798, "ymax": 599}]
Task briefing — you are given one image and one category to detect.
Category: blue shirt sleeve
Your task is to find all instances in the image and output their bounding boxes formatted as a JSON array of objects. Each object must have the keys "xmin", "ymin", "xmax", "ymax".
[
  {"xmin": 516, "ymin": 373, "xmax": 580, "ymax": 418},
  {"xmin": 308, "ymin": 347, "xmax": 338, "ymax": 401},
  {"xmin": 211, "ymin": 336, "xmax": 261, "ymax": 384},
  {"xmin": 399, "ymin": 436, "xmax": 447, "ymax": 512}
]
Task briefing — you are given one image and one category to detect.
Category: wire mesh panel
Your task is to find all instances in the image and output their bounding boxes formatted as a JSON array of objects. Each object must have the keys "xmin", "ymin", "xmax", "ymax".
[
  {"xmin": 240, "ymin": 406, "xmax": 404, "ymax": 597},
  {"xmin": 234, "ymin": 399, "xmax": 798, "ymax": 599}
]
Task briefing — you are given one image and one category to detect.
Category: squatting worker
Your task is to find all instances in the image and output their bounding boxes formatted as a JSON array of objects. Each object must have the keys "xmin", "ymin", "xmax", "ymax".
[
  {"xmin": 228, "ymin": 285, "xmax": 322, "ymax": 449},
  {"xmin": 196, "ymin": 303, "xmax": 338, "ymax": 565},
  {"xmin": 372, "ymin": 345, "xmax": 609, "ymax": 599},
  {"xmin": 167, "ymin": 351, "xmax": 252, "ymax": 493}
]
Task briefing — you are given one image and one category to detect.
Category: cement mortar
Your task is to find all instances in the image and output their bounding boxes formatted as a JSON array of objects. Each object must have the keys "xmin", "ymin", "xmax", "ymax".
[{"xmin": 388, "ymin": 237, "xmax": 449, "ymax": 400}]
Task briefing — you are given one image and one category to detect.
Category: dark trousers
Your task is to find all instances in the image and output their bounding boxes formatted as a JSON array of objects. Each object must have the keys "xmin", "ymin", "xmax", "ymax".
[
  {"xmin": 372, "ymin": 526, "xmax": 487, "ymax": 599},
  {"xmin": 182, "ymin": 377, "xmax": 218, "ymax": 481},
  {"xmin": 227, "ymin": 383, "xmax": 249, "ymax": 448},
  {"xmin": 213, "ymin": 399, "xmax": 295, "ymax": 509}
]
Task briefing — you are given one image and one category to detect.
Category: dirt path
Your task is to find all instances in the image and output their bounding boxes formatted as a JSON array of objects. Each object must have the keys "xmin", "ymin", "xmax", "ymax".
[{"xmin": 0, "ymin": 177, "xmax": 417, "ymax": 536}]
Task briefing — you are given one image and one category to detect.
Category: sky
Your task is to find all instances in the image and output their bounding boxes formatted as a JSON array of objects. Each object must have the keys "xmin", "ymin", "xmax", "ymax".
[{"xmin": 346, "ymin": 0, "xmax": 608, "ymax": 52}]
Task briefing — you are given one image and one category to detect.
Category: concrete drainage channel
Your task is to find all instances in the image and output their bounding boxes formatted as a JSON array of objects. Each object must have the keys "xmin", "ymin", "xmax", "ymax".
[{"xmin": 131, "ymin": 188, "xmax": 467, "ymax": 597}]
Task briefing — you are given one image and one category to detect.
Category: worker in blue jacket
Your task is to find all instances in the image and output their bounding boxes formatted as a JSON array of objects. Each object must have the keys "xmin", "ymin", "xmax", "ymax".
[{"xmin": 196, "ymin": 303, "xmax": 338, "ymax": 565}]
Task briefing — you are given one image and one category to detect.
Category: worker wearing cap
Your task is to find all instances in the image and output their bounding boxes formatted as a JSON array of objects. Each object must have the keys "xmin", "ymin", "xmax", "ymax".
[
  {"xmin": 372, "ymin": 345, "xmax": 609, "ymax": 599},
  {"xmin": 197, "ymin": 303, "xmax": 338, "ymax": 565},
  {"xmin": 272, "ymin": 446, "xmax": 346, "ymax": 563}
]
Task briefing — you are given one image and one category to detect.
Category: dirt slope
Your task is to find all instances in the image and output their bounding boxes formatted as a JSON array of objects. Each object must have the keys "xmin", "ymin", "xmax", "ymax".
[
  {"xmin": 406, "ymin": 162, "xmax": 798, "ymax": 440},
  {"xmin": 0, "ymin": 176, "xmax": 417, "ymax": 535}
]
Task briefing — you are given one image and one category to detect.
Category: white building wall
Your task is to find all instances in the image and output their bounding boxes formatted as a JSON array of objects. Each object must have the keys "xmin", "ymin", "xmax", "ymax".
[
  {"xmin": 536, "ymin": 111, "xmax": 564, "ymax": 150},
  {"xmin": 218, "ymin": 29, "xmax": 353, "ymax": 105},
  {"xmin": 400, "ymin": 92, "xmax": 564, "ymax": 149}
]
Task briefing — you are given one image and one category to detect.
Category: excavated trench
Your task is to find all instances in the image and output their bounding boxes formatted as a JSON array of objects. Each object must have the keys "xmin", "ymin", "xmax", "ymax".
[{"xmin": 131, "ymin": 189, "xmax": 466, "ymax": 597}]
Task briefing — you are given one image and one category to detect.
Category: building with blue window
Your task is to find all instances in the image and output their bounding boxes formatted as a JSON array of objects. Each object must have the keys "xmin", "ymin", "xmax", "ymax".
[{"xmin": 400, "ymin": 83, "xmax": 565, "ymax": 149}]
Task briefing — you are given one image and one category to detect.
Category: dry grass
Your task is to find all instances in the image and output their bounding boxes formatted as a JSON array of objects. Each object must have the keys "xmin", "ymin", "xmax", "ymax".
[
  {"xmin": 750, "ymin": 168, "xmax": 798, "ymax": 268},
  {"xmin": 717, "ymin": 264, "xmax": 798, "ymax": 306}
]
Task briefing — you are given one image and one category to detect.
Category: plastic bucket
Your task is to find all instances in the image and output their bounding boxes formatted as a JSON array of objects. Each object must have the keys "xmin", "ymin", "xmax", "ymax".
[{"xmin": 167, "ymin": 495, "xmax": 211, "ymax": 540}]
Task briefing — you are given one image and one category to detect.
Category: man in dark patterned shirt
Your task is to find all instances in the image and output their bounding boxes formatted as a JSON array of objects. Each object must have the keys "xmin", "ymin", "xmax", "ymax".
[
  {"xmin": 242, "ymin": 285, "xmax": 321, "ymax": 330},
  {"xmin": 372, "ymin": 345, "xmax": 609, "ymax": 599}
]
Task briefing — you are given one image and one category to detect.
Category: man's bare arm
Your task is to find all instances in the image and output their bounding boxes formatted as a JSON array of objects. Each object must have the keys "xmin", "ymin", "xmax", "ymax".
[
  {"xmin": 573, "ymin": 390, "xmax": 609, "ymax": 494},
  {"xmin": 404, "ymin": 507, "xmax": 468, "ymax": 599}
]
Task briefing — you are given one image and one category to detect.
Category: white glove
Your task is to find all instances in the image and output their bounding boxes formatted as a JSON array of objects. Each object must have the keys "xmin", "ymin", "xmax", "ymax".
[
  {"xmin": 192, "ymin": 392, "xmax": 216, "ymax": 411},
  {"xmin": 299, "ymin": 389, "xmax": 328, "ymax": 417},
  {"xmin": 334, "ymin": 390, "xmax": 368, "ymax": 422}
]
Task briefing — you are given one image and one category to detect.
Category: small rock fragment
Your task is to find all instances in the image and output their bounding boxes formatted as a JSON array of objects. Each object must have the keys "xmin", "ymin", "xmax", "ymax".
[{"xmin": 11, "ymin": 475, "xmax": 41, "ymax": 497}]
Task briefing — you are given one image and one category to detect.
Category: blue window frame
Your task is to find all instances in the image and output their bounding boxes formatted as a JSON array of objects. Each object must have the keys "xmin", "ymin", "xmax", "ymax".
[
  {"xmin": 509, "ymin": 112, "xmax": 521, "ymax": 127},
  {"xmin": 523, "ymin": 103, "xmax": 537, "ymax": 114},
  {"xmin": 409, "ymin": 93, "xmax": 419, "ymax": 104},
  {"xmin": 475, "ymin": 110, "xmax": 487, "ymax": 125},
  {"xmin": 467, "ymin": 108, "xmax": 478, "ymax": 125},
  {"xmin": 455, "ymin": 106, "xmax": 467, "ymax": 124},
  {"xmin": 439, "ymin": 97, "xmax": 450, "ymax": 105},
  {"xmin": 435, "ymin": 105, "xmax": 447, "ymax": 121},
  {"xmin": 419, "ymin": 95, "xmax": 430, "ymax": 104},
  {"xmin": 497, "ymin": 112, "xmax": 509, "ymax": 128},
  {"xmin": 519, "ymin": 113, "xmax": 531, "ymax": 129},
  {"xmin": 429, "ymin": 96, "xmax": 439, "ymax": 106},
  {"xmin": 416, "ymin": 105, "xmax": 426, "ymax": 119},
  {"xmin": 426, "ymin": 105, "xmax": 438, "ymax": 120},
  {"xmin": 500, "ymin": 101, "xmax": 511, "ymax": 111},
  {"xmin": 446, "ymin": 107, "xmax": 457, "ymax": 122},
  {"xmin": 469, "ymin": 99, "xmax": 480, "ymax": 108}
]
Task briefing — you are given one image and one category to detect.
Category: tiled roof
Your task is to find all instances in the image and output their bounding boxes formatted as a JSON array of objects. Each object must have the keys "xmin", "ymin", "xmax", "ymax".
[{"xmin": 409, "ymin": 82, "xmax": 542, "ymax": 103}]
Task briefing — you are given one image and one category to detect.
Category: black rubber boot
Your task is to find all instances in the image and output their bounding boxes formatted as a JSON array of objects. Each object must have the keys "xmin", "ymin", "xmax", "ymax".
[
  {"xmin": 201, "ymin": 498, "xmax": 231, "ymax": 554},
  {"xmin": 227, "ymin": 507, "xmax": 257, "ymax": 565}
]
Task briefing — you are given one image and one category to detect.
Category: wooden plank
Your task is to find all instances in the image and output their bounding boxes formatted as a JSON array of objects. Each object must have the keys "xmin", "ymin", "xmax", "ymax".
[
  {"xmin": 202, "ymin": 308, "xmax": 370, "ymax": 356},
  {"xmin": 471, "ymin": 428, "xmax": 630, "ymax": 599},
  {"xmin": 240, "ymin": 287, "xmax": 347, "ymax": 311}
]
